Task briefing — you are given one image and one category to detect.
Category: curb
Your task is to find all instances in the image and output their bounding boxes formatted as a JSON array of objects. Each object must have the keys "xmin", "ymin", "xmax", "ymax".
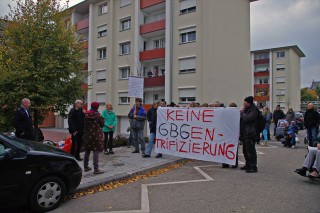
[{"xmin": 75, "ymin": 158, "xmax": 187, "ymax": 192}]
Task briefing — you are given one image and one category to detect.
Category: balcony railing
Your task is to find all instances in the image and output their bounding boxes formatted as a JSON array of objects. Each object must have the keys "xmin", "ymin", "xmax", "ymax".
[
  {"xmin": 140, "ymin": 48, "xmax": 165, "ymax": 61},
  {"xmin": 254, "ymin": 83, "xmax": 269, "ymax": 89},
  {"xmin": 140, "ymin": 19, "xmax": 165, "ymax": 35},
  {"xmin": 144, "ymin": 76, "xmax": 165, "ymax": 87},
  {"xmin": 254, "ymin": 96, "xmax": 270, "ymax": 101},
  {"xmin": 77, "ymin": 18, "xmax": 89, "ymax": 31},
  {"xmin": 254, "ymin": 59, "xmax": 269, "ymax": 65},
  {"xmin": 254, "ymin": 71, "xmax": 269, "ymax": 77},
  {"xmin": 140, "ymin": 0, "xmax": 165, "ymax": 9}
]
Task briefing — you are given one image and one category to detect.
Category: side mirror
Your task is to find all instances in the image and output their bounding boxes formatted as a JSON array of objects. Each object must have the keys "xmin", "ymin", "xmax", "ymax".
[{"xmin": 0, "ymin": 148, "xmax": 15, "ymax": 160}]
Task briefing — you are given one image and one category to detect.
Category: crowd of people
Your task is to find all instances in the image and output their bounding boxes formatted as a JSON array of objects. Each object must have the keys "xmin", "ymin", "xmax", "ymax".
[{"xmin": 13, "ymin": 97, "xmax": 319, "ymax": 177}]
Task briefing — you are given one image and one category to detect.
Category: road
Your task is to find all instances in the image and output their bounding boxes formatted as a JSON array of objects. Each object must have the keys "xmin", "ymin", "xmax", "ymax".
[{"xmin": 50, "ymin": 131, "xmax": 320, "ymax": 213}]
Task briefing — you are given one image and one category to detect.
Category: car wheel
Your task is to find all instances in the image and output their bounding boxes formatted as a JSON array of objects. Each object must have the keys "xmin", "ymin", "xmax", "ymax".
[{"xmin": 29, "ymin": 176, "xmax": 66, "ymax": 212}]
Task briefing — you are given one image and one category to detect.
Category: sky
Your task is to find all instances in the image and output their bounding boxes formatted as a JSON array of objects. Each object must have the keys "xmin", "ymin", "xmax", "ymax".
[{"xmin": 0, "ymin": 0, "xmax": 319, "ymax": 88}]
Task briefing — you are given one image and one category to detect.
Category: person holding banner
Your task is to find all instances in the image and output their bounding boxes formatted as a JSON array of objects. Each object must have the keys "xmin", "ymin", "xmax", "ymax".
[
  {"xmin": 144, "ymin": 101, "xmax": 162, "ymax": 158},
  {"xmin": 128, "ymin": 98, "xmax": 147, "ymax": 155},
  {"xmin": 240, "ymin": 96, "xmax": 259, "ymax": 173}
]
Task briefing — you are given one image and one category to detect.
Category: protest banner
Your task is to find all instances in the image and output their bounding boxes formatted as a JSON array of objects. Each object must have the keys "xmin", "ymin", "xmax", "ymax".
[
  {"xmin": 128, "ymin": 76, "xmax": 144, "ymax": 98},
  {"xmin": 155, "ymin": 107, "xmax": 240, "ymax": 165}
]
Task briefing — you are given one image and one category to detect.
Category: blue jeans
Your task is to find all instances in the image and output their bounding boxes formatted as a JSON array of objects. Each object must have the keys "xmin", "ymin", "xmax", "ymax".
[
  {"xmin": 146, "ymin": 133, "xmax": 156, "ymax": 156},
  {"xmin": 133, "ymin": 129, "xmax": 145, "ymax": 152},
  {"xmin": 307, "ymin": 127, "xmax": 317, "ymax": 147}
]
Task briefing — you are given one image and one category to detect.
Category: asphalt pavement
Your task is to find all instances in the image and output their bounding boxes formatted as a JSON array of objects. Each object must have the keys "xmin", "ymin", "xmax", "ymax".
[{"xmin": 50, "ymin": 130, "xmax": 320, "ymax": 213}]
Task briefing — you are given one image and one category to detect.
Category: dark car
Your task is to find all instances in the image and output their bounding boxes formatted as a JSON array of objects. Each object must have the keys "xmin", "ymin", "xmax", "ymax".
[
  {"xmin": 0, "ymin": 133, "xmax": 82, "ymax": 212},
  {"xmin": 295, "ymin": 112, "xmax": 304, "ymax": 130}
]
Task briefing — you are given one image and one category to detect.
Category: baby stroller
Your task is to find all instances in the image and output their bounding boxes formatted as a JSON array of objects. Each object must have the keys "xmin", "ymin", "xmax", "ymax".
[{"xmin": 276, "ymin": 119, "xmax": 289, "ymax": 141}]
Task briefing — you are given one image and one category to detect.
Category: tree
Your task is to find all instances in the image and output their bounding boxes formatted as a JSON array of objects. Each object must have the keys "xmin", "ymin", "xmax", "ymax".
[
  {"xmin": 301, "ymin": 88, "xmax": 317, "ymax": 102},
  {"xmin": 0, "ymin": 0, "xmax": 84, "ymax": 134}
]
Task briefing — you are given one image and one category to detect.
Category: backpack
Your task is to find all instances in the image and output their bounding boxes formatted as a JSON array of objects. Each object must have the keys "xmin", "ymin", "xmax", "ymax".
[{"xmin": 256, "ymin": 109, "xmax": 266, "ymax": 133}]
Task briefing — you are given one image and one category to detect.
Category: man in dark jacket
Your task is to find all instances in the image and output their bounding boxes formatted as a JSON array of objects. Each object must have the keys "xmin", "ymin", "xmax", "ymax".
[
  {"xmin": 68, "ymin": 100, "xmax": 85, "ymax": 161},
  {"xmin": 14, "ymin": 98, "xmax": 33, "ymax": 140},
  {"xmin": 240, "ymin": 96, "xmax": 259, "ymax": 173},
  {"xmin": 304, "ymin": 103, "xmax": 320, "ymax": 147},
  {"xmin": 273, "ymin": 105, "xmax": 285, "ymax": 137},
  {"xmin": 144, "ymin": 101, "xmax": 161, "ymax": 158},
  {"xmin": 128, "ymin": 98, "xmax": 147, "ymax": 155}
]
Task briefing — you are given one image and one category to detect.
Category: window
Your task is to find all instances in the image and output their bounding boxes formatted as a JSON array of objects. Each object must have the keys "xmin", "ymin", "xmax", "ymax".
[
  {"xmin": 98, "ymin": 2, "xmax": 108, "ymax": 15},
  {"xmin": 275, "ymin": 77, "xmax": 286, "ymax": 83},
  {"xmin": 254, "ymin": 53, "xmax": 269, "ymax": 60},
  {"xmin": 119, "ymin": 66, "xmax": 130, "ymax": 79},
  {"xmin": 119, "ymin": 42, "xmax": 131, "ymax": 55},
  {"xmin": 96, "ymin": 70, "xmax": 106, "ymax": 83},
  {"xmin": 97, "ymin": 25, "xmax": 107, "ymax": 37},
  {"xmin": 120, "ymin": 17, "xmax": 131, "ymax": 31},
  {"xmin": 179, "ymin": 88, "xmax": 196, "ymax": 103},
  {"xmin": 97, "ymin": 47, "xmax": 106, "ymax": 59},
  {"xmin": 276, "ymin": 64, "xmax": 285, "ymax": 71},
  {"xmin": 258, "ymin": 78, "xmax": 269, "ymax": 84},
  {"xmin": 96, "ymin": 93, "xmax": 106, "ymax": 103},
  {"xmin": 180, "ymin": 28, "xmax": 196, "ymax": 43},
  {"xmin": 120, "ymin": 0, "xmax": 131, "ymax": 7},
  {"xmin": 276, "ymin": 89, "xmax": 286, "ymax": 96},
  {"xmin": 179, "ymin": 57, "xmax": 196, "ymax": 73},
  {"xmin": 180, "ymin": 0, "xmax": 196, "ymax": 15},
  {"xmin": 276, "ymin": 51, "xmax": 285, "ymax": 58},
  {"xmin": 119, "ymin": 92, "xmax": 130, "ymax": 104},
  {"xmin": 153, "ymin": 38, "xmax": 165, "ymax": 49}
]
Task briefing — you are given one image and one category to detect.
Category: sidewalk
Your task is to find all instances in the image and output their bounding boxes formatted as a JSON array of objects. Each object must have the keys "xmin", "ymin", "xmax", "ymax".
[{"xmin": 41, "ymin": 128, "xmax": 182, "ymax": 191}]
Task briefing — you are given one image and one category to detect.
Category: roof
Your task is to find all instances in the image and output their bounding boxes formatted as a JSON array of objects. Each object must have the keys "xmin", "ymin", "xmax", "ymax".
[
  {"xmin": 310, "ymin": 81, "xmax": 320, "ymax": 90},
  {"xmin": 251, "ymin": 45, "xmax": 306, "ymax": 57}
]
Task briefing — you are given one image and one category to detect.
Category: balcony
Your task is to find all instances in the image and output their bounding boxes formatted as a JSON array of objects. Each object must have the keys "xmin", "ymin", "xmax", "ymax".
[
  {"xmin": 254, "ymin": 71, "xmax": 269, "ymax": 77},
  {"xmin": 254, "ymin": 96, "xmax": 270, "ymax": 102},
  {"xmin": 254, "ymin": 59, "xmax": 269, "ymax": 65},
  {"xmin": 144, "ymin": 76, "xmax": 165, "ymax": 88},
  {"xmin": 140, "ymin": 19, "xmax": 165, "ymax": 35},
  {"xmin": 140, "ymin": 48, "xmax": 165, "ymax": 61},
  {"xmin": 77, "ymin": 18, "xmax": 89, "ymax": 31},
  {"xmin": 140, "ymin": 0, "xmax": 165, "ymax": 9},
  {"xmin": 254, "ymin": 84, "xmax": 269, "ymax": 89}
]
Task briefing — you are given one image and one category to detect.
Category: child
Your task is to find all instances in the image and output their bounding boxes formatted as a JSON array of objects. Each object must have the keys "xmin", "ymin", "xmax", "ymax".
[{"xmin": 285, "ymin": 121, "xmax": 298, "ymax": 148}]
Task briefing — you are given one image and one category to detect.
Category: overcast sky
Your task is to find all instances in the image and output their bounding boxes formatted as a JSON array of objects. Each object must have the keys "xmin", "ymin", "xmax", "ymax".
[{"xmin": 1, "ymin": 0, "xmax": 319, "ymax": 88}]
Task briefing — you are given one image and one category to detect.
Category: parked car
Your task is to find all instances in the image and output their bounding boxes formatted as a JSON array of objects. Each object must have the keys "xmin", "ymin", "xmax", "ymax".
[
  {"xmin": 295, "ymin": 112, "xmax": 304, "ymax": 130},
  {"xmin": 0, "ymin": 133, "xmax": 82, "ymax": 212}
]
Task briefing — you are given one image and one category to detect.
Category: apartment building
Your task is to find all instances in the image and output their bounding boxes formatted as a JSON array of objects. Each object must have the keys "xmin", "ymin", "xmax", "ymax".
[
  {"xmin": 251, "ymin": 45, "xmax": 305, "ymax": 112},
  {"xmin": 70, "ymin": 0, "xmax": 256, "ymax": 134}
]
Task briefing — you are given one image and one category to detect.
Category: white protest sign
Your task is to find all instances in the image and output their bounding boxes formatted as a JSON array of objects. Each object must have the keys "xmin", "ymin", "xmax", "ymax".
[
  {"xmin": 128, "ymin": 76, "xmax": 144, "ymax": 98},
  {"xmin": 155, "ymin": 107, "xmax": 240, "ymax": 165}
]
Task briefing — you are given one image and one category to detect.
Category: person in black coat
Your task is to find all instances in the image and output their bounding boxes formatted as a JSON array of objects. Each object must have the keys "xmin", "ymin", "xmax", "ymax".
[
  {"xmin": 240, "ymin": 96, "xmax": 259, "ymax": 173},
  {"xmin": 272, "ymin": 105, "xmax": 285, "ymax": 136},
  {"xmin": 144, "ymin": 101, "xmax": 162, "ymax": 158},
  {"xmin": 68, "ymin": 100, "xmax": 85, "ymax": 161},
  {"xmin": 14, "ymin": 98, "xmax": 33, "ymax": 140},
  {"xmin": 304, "ymin": 103, "xmax": 320, "ymax": 147}
]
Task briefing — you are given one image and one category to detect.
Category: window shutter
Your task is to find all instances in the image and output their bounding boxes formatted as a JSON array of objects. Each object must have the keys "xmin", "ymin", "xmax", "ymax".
[
  {"xmin": 180, "ymin": 0, "xmax": 196, "ymax": 11},
  {"xmin": 179, "ymin": 88, "xmax": 196, "ymax": 97},
  {"xmin": 179, "ymin": 57, "xmax": 196, "ymax": 70}
]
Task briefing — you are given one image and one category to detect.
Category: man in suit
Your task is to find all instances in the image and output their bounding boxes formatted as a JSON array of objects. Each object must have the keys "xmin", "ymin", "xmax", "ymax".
[{"xmin": 14, "ymin": 98, "xmax": 33, "ymax": 140}]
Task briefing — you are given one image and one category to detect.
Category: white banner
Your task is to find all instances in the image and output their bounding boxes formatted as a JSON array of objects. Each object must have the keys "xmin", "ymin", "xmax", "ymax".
[
  {"xmin": 128, "ymin": 76, "xmax": 144, "ymax": 98},
  {"xmin": 155, "ymin": 107, "xmax": 240, "ymax": 165}
]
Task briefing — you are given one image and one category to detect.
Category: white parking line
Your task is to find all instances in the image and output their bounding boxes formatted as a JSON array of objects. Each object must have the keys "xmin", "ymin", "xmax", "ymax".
[{"xmin": 95, "ymin": 165, "xmax": 216, "ymax": 213}]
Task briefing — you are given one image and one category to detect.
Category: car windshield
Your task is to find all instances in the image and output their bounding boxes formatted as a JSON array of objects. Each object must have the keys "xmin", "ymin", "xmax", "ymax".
[{"xmin": 0, "ymin": 133, "xmax": 31, "ymax": 151}]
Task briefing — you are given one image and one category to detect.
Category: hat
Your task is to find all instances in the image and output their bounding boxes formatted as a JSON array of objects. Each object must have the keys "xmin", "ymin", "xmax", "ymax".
[
  {"xmin": 244, "ymin": 96, "xmax": 254, "ymax": 104},
  {"xmin": 91, "ymin": 101, "xmax": 99, "ymax": 109}
]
